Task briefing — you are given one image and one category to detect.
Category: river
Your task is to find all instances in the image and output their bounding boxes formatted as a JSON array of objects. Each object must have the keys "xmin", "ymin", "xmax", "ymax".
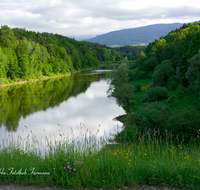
[{"xmin": 0, "ymin": 69, "xmax": 125, "ymax": 152}]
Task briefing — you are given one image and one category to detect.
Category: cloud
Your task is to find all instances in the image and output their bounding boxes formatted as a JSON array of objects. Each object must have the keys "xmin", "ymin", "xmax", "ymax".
[{"xmin": 0, "ymin": 0, "xmax": 200, "ymax": 37}]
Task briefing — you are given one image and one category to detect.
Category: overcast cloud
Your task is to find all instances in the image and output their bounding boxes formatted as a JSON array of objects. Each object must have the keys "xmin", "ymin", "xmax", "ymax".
[{"xmin": 0, "ymin": 0, "xmax": 200, "ymax": 38}]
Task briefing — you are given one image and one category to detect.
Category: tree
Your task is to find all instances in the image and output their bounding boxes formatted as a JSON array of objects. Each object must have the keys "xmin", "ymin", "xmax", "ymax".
[
  {"xmin": 137, "ymin": 51, "xmax": 147, "ymax": 70},
  {"xmin": 152, "ymin": 60, "xmax": 175, "ymax": 86},
  {"xmin": 142, "ymin": 56, "xmax": 158, "ymax": 72},
  {"xmin": 186, "ymin": 50, "xmax": 200, "ymax": 96},
  {"xmin": 0, "ymin": 47, "xmax": 8, "ymax": 77},
  {"xmin": 0, "ymin": 26, "xmax": 18, "ymax": 49},
  {"xmin": 107, "ymin": 61, "xmax": 135, "ymax": 113},
  {"xmin": 18, "ymin": 54, "xmax": 29, "ymax": 78},
  {"xmin": 72, "ymin": 49, "xmax": 82, "ymax": 70}
]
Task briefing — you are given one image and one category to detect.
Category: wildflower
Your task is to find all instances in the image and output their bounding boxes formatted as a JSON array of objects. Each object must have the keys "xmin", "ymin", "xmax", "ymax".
[
  {"xmin": 65, "ymin": 159, "xmax": 67, "ymax": 161},
  {"xmin": 183, "ymin": 163, "xmax": 185, "ymax": 165},
  {"xmin": 69, "ymin": 171, "xmax": 71, "ymax": 173},
  {"xmin": 73, "ymin": 168, "xmax": 76, "ymax": 171},
  {"xmin": 67, "ymin": 162, "xmax": 70, "ymax": 164},
  {"xmin": 67, "ymin": 165, "xmax": 70, "ymax": 169},
  {"xmin": 63, "ymin": 167, "xmax": 66, "ymax": 169},
  {"xmin": 81, "ymin": 162, "xmax": 84, "ymax": 164}
]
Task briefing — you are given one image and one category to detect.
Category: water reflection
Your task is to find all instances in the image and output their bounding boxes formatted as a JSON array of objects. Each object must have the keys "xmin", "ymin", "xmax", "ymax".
[{"xmin": 0, "ymin": 70, "xmax": 125, "ymax": 151}]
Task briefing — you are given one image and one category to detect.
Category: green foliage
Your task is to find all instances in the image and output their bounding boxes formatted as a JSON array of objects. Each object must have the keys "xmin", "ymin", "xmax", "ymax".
[
  {"xmin": 0, "ymin": 25, "xmax": 117, "ymax": 82},
  {"xmin": 0, "ymin": 26, "xmax": 18, "ymax": 49},
  {"xmin": 114, "ymin": 45, "xmax": 145, "ymax": 60},
  {"xmin": 138, "ymin": 71, "xmax": 146, "ymax": 79},
  {"xmin": 186, "ymin": 50, "xmax": 200, "ymax": 95},
  {"xmin": 152, "ymin": 60, "xmax": 175, "ymax": 86},
  {"xmin": 127, "ymin": 102, "xmax": 170, "ymax": 132},
  {"xmin": 2, "ymin": 129, "xmax": 200, "ymax": 189},
  {"xmin": 137, "ymin": 51, "xmax": 147, "ymax": 69},
  {"xmin": 176, "ymin": 85, "xmax": 187, "ymax": 98},
  {"xmin": 18, "ymin": 54, "xmax": 29, "ymax": 78},
  {"xmin": 166, "ymin": 75, "xmax": 181, "ymax": 91},
  {"xmin": 108, "ymin": 61, "xmax": 135, "ymax": 113},
  {"xmin": 166, "ymin": 109, "xmax": 200, "ymax": 142},
  {"xmin": 0, "ymin": 47, "xmax": 8, "ymax": 78},
  {"xmin": 167, "ymin": 95, "xmax": 175, "ymax": 103},
  {"xmin": 142, "ymin": 86, "xmax": 169, "ymax": 102},
  {"xmin": 0, "ymin": 78, "xmax": 10, "ymax": 85},
  {"xmin": 134, "ymin": 83, "xmax": 141, "ymax": 92},
  {"xmin": 142, "ymin": 56, "xmax": 159, "ymax": 72}
]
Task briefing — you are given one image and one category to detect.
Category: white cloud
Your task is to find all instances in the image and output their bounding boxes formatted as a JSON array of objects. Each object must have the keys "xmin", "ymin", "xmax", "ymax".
[{"xmin": 0, "ymin": 0, "xmax": 200, "ymax": 37}]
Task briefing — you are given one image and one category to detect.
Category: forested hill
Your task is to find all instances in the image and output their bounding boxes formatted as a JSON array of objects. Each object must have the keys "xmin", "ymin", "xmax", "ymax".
[
  {"xmin": 0, "ymin": 25, "xmax": 121, "ymax": 84},
  {"xmin": 85, "ymin": 23, "xmax": 182, "ymax": 46},
  {"xmin": 137, "ymin": 21, "xmax": 200, "ymax": 94}
]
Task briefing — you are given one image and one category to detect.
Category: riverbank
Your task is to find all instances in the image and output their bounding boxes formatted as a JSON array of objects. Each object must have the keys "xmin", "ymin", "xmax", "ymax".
[
  {"xmin": 0, "ymin": 67, "xmax": 96, "ymax": 88},
  {"xmin": 0, "ymin": 73, "xmax": 71, "ymax": 88},
  {"xmin": 0, "ymin": 128, "xmax": 199, "ymax": 189}
]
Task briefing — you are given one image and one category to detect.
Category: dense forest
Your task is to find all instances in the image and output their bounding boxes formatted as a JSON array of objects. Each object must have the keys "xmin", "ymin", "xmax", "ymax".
[
  {"xmin": 0, "ymin": 25, "xmax": 121, "ymax": 84},
  {"xmin": 109, "ymin": 21, "xmax": 200, "ymax": 143},
  {"xmin": 114, "ymin": 45, "xmax": 146, "ymax": 60}
]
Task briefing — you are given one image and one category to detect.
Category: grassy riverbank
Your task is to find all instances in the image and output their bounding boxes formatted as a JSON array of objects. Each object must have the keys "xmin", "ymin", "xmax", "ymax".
[
  {"xmin": 0, "ymin": 73, "xmax": 71, "ymax": 88},
  {"xmin": 0, "ymin": 128, "xmax": 200, "ymax": 189}
]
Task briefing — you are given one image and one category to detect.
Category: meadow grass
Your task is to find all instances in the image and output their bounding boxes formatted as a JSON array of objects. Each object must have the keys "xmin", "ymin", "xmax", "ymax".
[{"xmin": 0, "ymin": 128, "xmax": 200, "ymax": 189}]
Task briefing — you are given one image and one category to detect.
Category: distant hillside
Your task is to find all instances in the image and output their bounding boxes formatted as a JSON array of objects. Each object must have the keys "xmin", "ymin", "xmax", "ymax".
[{"xmin": 85, "ymin": 23, "xmax": 183, "ymax": 46}]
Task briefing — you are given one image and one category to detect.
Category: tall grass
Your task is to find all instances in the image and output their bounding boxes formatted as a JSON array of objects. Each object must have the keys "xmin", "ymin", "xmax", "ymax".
[{"xmin": 0, "ymin": 127, "xmax": 200, "ymax": 189}]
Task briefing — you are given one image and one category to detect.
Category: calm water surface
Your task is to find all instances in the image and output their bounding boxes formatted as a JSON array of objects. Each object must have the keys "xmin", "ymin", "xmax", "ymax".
[{"xmin": 0, "ymin": 70, "xmax": 125, "ymax": 150}]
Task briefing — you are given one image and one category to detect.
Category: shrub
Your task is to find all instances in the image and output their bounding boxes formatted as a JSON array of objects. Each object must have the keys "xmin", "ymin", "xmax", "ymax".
[
  {"xmin": 176, "ymin": 85, "xmax": 187, "ymax": 98},
  {"xmin": 166, "ymin": 75, "xmax": 181, "ymax": 91},
  {"xmin": 167, "ymin": 95, "xmax": 175, "ymax": 103},
  {"xmin": 134, "ymin": 83, "xmax": 141, "ymax": 92},
  {"xmin": 126, "ymin": 102, "xmax": 170, "ymax": 134},
  {"xmin": 139, "ymin": 71, "xmax": 146, "ymax": 79},
  {"xmin": 166, "ymin": 109, "xmax": 200, "ymax": 142},
  {"xmin": 142, "ymin": 86, "xmax": 169, "ymax": 102},
  {"xmin": 142, "ymin": 56, "xmax": 159, "ymax": 72},
  {"xmin": 152, "ymin": 60, "xmax": 175, "ymax": 86}
]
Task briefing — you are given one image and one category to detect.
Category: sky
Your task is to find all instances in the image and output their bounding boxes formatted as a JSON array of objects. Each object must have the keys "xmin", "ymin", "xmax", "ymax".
[{"xmin": 0, "ymin": 0, "xmax": 200, "ymax": 39}]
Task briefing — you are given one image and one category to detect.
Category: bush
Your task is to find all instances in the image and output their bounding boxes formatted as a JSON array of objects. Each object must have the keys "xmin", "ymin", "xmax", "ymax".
[
  {"xmin": 152, "ymin": 60, "xmax": 175, "ymax": 86},
  {"xmin": 142, "ymin": 56, "xmax": 159, "ymax": 72},
  {"xmin": 166, "ymin": 109, "xmax": 200, "ymax": 142},
  {"xmin": 139, "ymin": 71, "xmax": 146, "ymax": 79},
  {"xmin": 166, "ymin": 75, "xmax": 181, "ymax": 91},
  {"xmin": 126, "ymin": 102, "xmax": 170, "ymax": 133},
  {"xmin": 176, "ymin": 85, "xmax": 187, "ymax": 98},
  {"xmin": 134, "ymin": 83, "xmax": 141, "ymax": 92},
  {"xmin": 142, "ymin": 86, "xmax": 169, "ymax": 102},
  {"xmin": 167, "ymin": 95, "xmax": 175, "ymax": 103}
]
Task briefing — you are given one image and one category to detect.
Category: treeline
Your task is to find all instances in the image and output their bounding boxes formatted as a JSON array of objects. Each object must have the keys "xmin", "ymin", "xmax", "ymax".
[
  {"xmin": 114, "ymin": 45, "xmax": 146, "ymax": 60},
  {"xmin": 137, "ymin": 21, "xmax": 200, "ymax": 93},
  {"xmin": 110, "ymin": 21, "xmax": 200, "ymax": 143},
  {"xmin": 0, "ymin": 25, "xmax": 121, "ymax": 83}
]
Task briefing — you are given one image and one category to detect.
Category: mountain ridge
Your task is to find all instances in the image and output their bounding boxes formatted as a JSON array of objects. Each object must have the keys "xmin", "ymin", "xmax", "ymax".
[{"xmin": 85, "ymin": 23, "xmax": 183, "ymax": 46}]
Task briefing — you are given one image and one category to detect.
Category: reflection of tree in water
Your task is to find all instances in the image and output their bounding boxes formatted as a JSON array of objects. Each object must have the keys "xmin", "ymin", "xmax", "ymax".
[{"xmin": 0, "ymin": 71, "xmax": 112, "ymax": 132}]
